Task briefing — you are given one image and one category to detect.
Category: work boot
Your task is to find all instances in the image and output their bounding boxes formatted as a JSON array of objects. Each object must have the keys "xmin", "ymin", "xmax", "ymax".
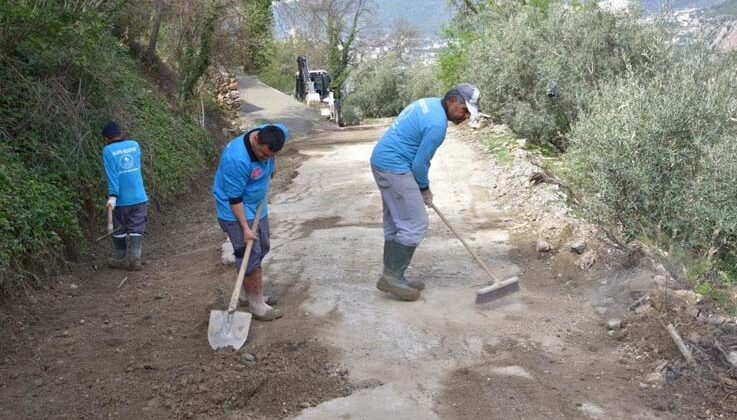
[
  {"xmin": 402, "ymin": 275, "xmax": 425, "ymax": 291},
  {"xmin": 246, "ymin": 292, "xmax": 283, "ymax": 321},
  {"xmin": 376, "ymin": 240, "xmax": 421, "ymax": 301},
  {"xmin": 252, "ymin": 308, "xmax": 283, "ymax": 321},
  {"xmin": 108, "ymin": 236, "xmax": 128, "ymax": 269},
  {"xmin": 383, "ymin": 241, "xmax": 425, "ymax": 291},
  {"xmin": 129, "ymin": 235, "xmax": 143, "ymax": 271},
  {"xmin": 239, "ymin": 290, "xmax": 278, "ymax": 306}
]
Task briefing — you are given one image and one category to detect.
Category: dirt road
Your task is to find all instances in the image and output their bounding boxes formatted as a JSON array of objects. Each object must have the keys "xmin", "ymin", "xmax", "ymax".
[{"xmin": 1, "ymin": 80, "xmax": 687, "ymax": 419}]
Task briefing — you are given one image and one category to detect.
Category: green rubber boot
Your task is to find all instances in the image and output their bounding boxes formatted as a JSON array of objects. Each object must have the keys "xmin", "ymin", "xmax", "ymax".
[
  {"xmin": 129, "ymin": 235, "xmax": 143, "ymax": 271},
  {"xmin": 108, "ymin": 236, "xmax": 128, "ymax": 270},
  {"xmin": 376, "ymin": 240, "xmax": 421, "ymax": 301},
  {"xmin": 382, "ymin": 240, "xmax": 425, "ymax": 290}
]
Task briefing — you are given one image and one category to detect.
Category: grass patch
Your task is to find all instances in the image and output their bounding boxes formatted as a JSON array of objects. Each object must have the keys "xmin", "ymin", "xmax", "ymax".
[{"xmin": 481, "ymin": 131, "xmax": 519, "ymax": 166}]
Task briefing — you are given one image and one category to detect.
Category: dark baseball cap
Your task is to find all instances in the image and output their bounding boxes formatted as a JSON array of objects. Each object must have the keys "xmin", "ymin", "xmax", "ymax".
[{"xmin": 102, "ymin": 121, "xmax": 121, "ymax": 138}]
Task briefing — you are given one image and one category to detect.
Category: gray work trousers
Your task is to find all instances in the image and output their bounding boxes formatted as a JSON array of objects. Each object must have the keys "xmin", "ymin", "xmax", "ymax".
[{"xmin": 371, "ymin": 165, "xmax": 428, "ymax": 247}]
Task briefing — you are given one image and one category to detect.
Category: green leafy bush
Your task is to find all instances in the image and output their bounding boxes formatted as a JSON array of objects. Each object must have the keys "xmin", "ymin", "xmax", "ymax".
[
  {"xmin": 258, "ymin": 37, "xmax": 328, "ymax": 93},
  {"xmin": 458, "ymin": 0, "xmax": 670, "ymax": 148},
  {"xmin": 399, "ymin": 63, "xmax": 444, "ymax": 105},
  {"xmin": 340, "ymin": 98, "xmax": 362, "ymax": 126},
  {"xmin": 0, "ymin": 152, "xmax": 81, "ymax": 291},
  {"xmin": 346, "ymin": 55, "xmax": 443, "ymax": 120},
  {"xmin": 437, "ymin": 26, "xmax": 478, "ymax": 90},
  {"xmin": 0, "ymin": 2, "xmax": 215, "ymax": 295},
  {"xmin": 346, "ymin": 55, "xmax": 407, "ymax": 118},
  {"xmin": 564, "ymin": 46, "xmax": 737, "ymax": 284}
]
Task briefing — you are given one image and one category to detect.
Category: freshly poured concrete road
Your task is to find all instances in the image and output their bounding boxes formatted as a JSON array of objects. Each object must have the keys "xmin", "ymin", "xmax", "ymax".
[
  {"xmin": 272, "ymin": 129, "xmax": 520, "ymax": 419},
  {"xmin": 263, "ymin": 129, "xmax": 668, "ymax": 419},
  {"xmin": 237, "ymin": 79, "xmax": 671, "ymax": 419}
]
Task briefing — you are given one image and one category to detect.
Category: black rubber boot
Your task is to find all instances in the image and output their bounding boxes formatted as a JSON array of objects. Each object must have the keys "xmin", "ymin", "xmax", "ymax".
[
  {"xmin": 129, "ymin": 235, "xmax": 143, "ymax": 271},
  {"xmin": 376, "ymin": 240, "xmax": 421, "ymax": 301},
  {"xmin": 108, "ymin": 236, "xmax": 128, "ymax": 269},
  {"xmin": 382, "ymin": 240, "xmax": 425, "ymax": 291}
]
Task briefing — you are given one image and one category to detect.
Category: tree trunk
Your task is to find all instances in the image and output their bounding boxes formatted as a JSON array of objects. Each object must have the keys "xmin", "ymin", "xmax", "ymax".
[{"xmin": 146, "ymin": 3, "xmax": 164, "ymax": 63}]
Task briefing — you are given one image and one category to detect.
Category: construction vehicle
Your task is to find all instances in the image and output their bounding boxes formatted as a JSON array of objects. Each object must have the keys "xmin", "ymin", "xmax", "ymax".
[{"xmin": 295, "ymin": 55, "xmax": 342, "ymax": 126}]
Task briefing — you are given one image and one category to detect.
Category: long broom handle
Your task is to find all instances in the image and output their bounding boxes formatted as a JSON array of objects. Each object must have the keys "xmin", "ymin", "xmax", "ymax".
[
  {"xmin": 431, "ymin": 203, "xmax": 499, "ymax": 284},
  {"xmin": 227, "ymin": 201, "xmax": 265, "ymax": 313}
]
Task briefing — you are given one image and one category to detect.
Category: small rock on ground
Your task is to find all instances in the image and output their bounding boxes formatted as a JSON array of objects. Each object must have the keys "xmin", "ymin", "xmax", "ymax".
[
  {"xmin": 537, "ymin": 239, "xmax": 552, "ymax": 252},
  {"xmin": 571, "ymin": 240, "xmax": 587, "ymax": 254},
  {"xmin": 607, "ymin": 319, "xmax": 622, "ymax": 331}
]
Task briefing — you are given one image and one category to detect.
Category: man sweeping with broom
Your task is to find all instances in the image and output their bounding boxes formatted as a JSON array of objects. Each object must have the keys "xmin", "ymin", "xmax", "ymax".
[{"xmin": 370, "ymin": 84, "xmax": 480, "ymax": 302}]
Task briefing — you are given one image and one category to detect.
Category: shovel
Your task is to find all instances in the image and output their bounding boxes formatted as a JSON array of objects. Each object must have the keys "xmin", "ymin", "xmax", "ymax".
[
  {"xmin": 96, "ymin": 206, "xmax": 122, "ymax": 242},
  {"xmin": 208, "ymin": 201, "xmax": 264, "ymax": 350}
]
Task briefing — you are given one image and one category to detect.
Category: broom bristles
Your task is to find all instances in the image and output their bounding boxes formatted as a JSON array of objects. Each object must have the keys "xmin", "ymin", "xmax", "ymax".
[{"xmin": 475, "ymin": 276, "xmax": 520, "ymax": 304}]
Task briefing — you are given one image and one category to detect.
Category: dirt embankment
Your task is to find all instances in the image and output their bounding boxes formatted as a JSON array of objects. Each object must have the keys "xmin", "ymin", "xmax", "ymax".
[{"xmin": 450, "ymin": 123, "xmax": 737, "ymax": 419}]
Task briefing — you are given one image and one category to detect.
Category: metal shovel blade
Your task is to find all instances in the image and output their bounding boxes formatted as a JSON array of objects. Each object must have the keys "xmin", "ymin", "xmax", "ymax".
[{"xmin": 207, "ymin": 310, "xmax": 252, "ymax": 350}]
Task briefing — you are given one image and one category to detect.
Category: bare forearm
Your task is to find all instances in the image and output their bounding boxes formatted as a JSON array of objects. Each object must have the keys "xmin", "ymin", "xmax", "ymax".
[{"xmin": 230, "ymin": 202, "xmax": 251, "ymax": 236}]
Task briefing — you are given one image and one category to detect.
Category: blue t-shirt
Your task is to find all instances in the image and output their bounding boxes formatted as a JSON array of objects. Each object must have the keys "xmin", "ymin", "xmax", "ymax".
[
  {"xmin": 370, "ymin": 98, "xmax": 448, "ymax": 189},
  {"xmin": 102, "ymin": 139, "xmax": 148, "ymax": 206},
  {"xmin": 212, "ymin": 123, "xmax": 288, "ymax": 221}
]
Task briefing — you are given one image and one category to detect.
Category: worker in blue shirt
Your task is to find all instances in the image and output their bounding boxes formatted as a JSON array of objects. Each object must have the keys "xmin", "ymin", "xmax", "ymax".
[
  {"xmin": 101, "ymin": 121, "xmax": 148, "ymax": 271},
  {"xmin": 370, "ymin": 84, "xmax": 481, "ymax": 301},
  {"xmin": 213, "ymin": 123, "xmax": 288, "ymax": 321}
]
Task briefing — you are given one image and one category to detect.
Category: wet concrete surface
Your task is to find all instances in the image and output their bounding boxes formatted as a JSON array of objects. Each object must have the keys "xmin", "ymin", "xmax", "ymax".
[{"xmin": 258, "ymin": 125, "xmax": 673, "ymax": 420}]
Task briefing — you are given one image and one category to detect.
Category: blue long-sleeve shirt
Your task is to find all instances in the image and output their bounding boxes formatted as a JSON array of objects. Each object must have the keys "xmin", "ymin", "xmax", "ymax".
[
  {"xmin": 212, "ymin": 123, "xmax": 288, "ymax": 221},
  {"xmin": 370, "ymin": 98, "xmax": 448, "ymax": 189},
  {"xmin": 102, "ymin": 139, "xmax": 148, "ymax": 206}
]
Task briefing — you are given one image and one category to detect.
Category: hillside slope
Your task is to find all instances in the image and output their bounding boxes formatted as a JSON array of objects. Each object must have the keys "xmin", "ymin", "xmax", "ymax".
[{"xmin": 0, "ymin": 3, "xmax": 215, "ymax": 295}]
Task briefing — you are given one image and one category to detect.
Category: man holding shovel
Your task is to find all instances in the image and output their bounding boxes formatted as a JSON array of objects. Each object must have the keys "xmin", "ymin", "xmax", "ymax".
[
  {"xmin": 102, "ymin": 121, "xmax": 148, "ymax": 271},
  {"xmin": 370, "ymin": 84, "xmax": 480, "ymax": 301},
  {"xmin": 213, "ymin": 123, "xmax": 288, "ymax": 321}
]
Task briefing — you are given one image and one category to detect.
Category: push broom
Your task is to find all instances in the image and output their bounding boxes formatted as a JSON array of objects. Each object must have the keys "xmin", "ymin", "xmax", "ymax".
[{"xmin": 430, "ymin": 203, "xmax": 520, "ymax": 303}]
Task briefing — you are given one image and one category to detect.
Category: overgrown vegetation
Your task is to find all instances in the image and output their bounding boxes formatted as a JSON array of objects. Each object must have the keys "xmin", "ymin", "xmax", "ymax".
[
  {"xmin": 239, "ymin": 0, "xmax": 275, "ymax": 74},
  {"xmin": 0, "ymin": 2, "xmax": 215, "ymax": 295},
  {"xmin": 564, "ymin": 46, "xmax": 737, "ymax": 288},
  {"xmin": 446, "ymin": 0, "xmax": 670, "ymax": 150},
  {"xmin": 343, "ymin": 55, "xmax": 443, "ymax": 122},
  {"xmin": 113, "ymin": 0, "xmax": 275, "ymax": 98},
  {"xmin": 258, "ymin": 36, "xmax": 321, "ymax": 93},
  {"xmin": 442, "ymin": 0, "xmax": 737, "ymax": 302},
  {"xmin": 273, "ymin": 0, "xmax": 371, "ymax": 99}
]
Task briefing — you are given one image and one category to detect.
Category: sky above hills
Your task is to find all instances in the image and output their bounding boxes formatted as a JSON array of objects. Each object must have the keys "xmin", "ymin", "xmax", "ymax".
[
  {"xmin": 640, "ymin": 0, "xmax": 725, "ymax": 11},
  {"xmin": 272, "ymin": 0, "xmax": 453, "ymax": 39},
  {"xmin": 273, "ymin": 0, "xmax": 735, "ymax": 42},
  {"xmin": 371, "ymin": 0, "xmax": 453, "ymax": 37}
]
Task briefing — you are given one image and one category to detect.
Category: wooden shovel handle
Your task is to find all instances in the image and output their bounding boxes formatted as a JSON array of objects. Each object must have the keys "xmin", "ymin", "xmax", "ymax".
[
  {"xmin": 106, "ymin": 206, "xmax": 114, "ymax": 234},
  {"xmin": 227, "ymin": 201, "xmax": 265, "ymax": 313}
]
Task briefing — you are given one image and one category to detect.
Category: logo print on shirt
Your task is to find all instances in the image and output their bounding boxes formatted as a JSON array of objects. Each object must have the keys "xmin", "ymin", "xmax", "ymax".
[
  {"xmin": 391, "ymin": 102, "xmax": 414, "ymax": 129},
  {"xmin": 250, "ymin": 167, "xmax": 262, "ymax": 179},
  {"xmin": 119, "ymin": 154, "xmax": 134, "ymax": 170}
]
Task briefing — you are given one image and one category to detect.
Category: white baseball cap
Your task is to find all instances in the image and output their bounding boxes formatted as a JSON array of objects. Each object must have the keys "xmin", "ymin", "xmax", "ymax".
[{"xmin": 454, "ymin": 83, "xmax": 481, "ymax": 120}]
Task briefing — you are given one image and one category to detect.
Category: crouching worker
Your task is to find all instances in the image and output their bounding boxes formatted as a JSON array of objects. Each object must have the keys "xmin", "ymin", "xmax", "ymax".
[
  {"xmin": 102, "ymin": 121, "xmax": 148, "ymax": 271},
  {"xmin": 370, "ymin": 84, "xmax": 480, "ymax": 301},
  {"xmin": 213, "ymin": 123, "xmax": 288, "ymax": 321}
]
